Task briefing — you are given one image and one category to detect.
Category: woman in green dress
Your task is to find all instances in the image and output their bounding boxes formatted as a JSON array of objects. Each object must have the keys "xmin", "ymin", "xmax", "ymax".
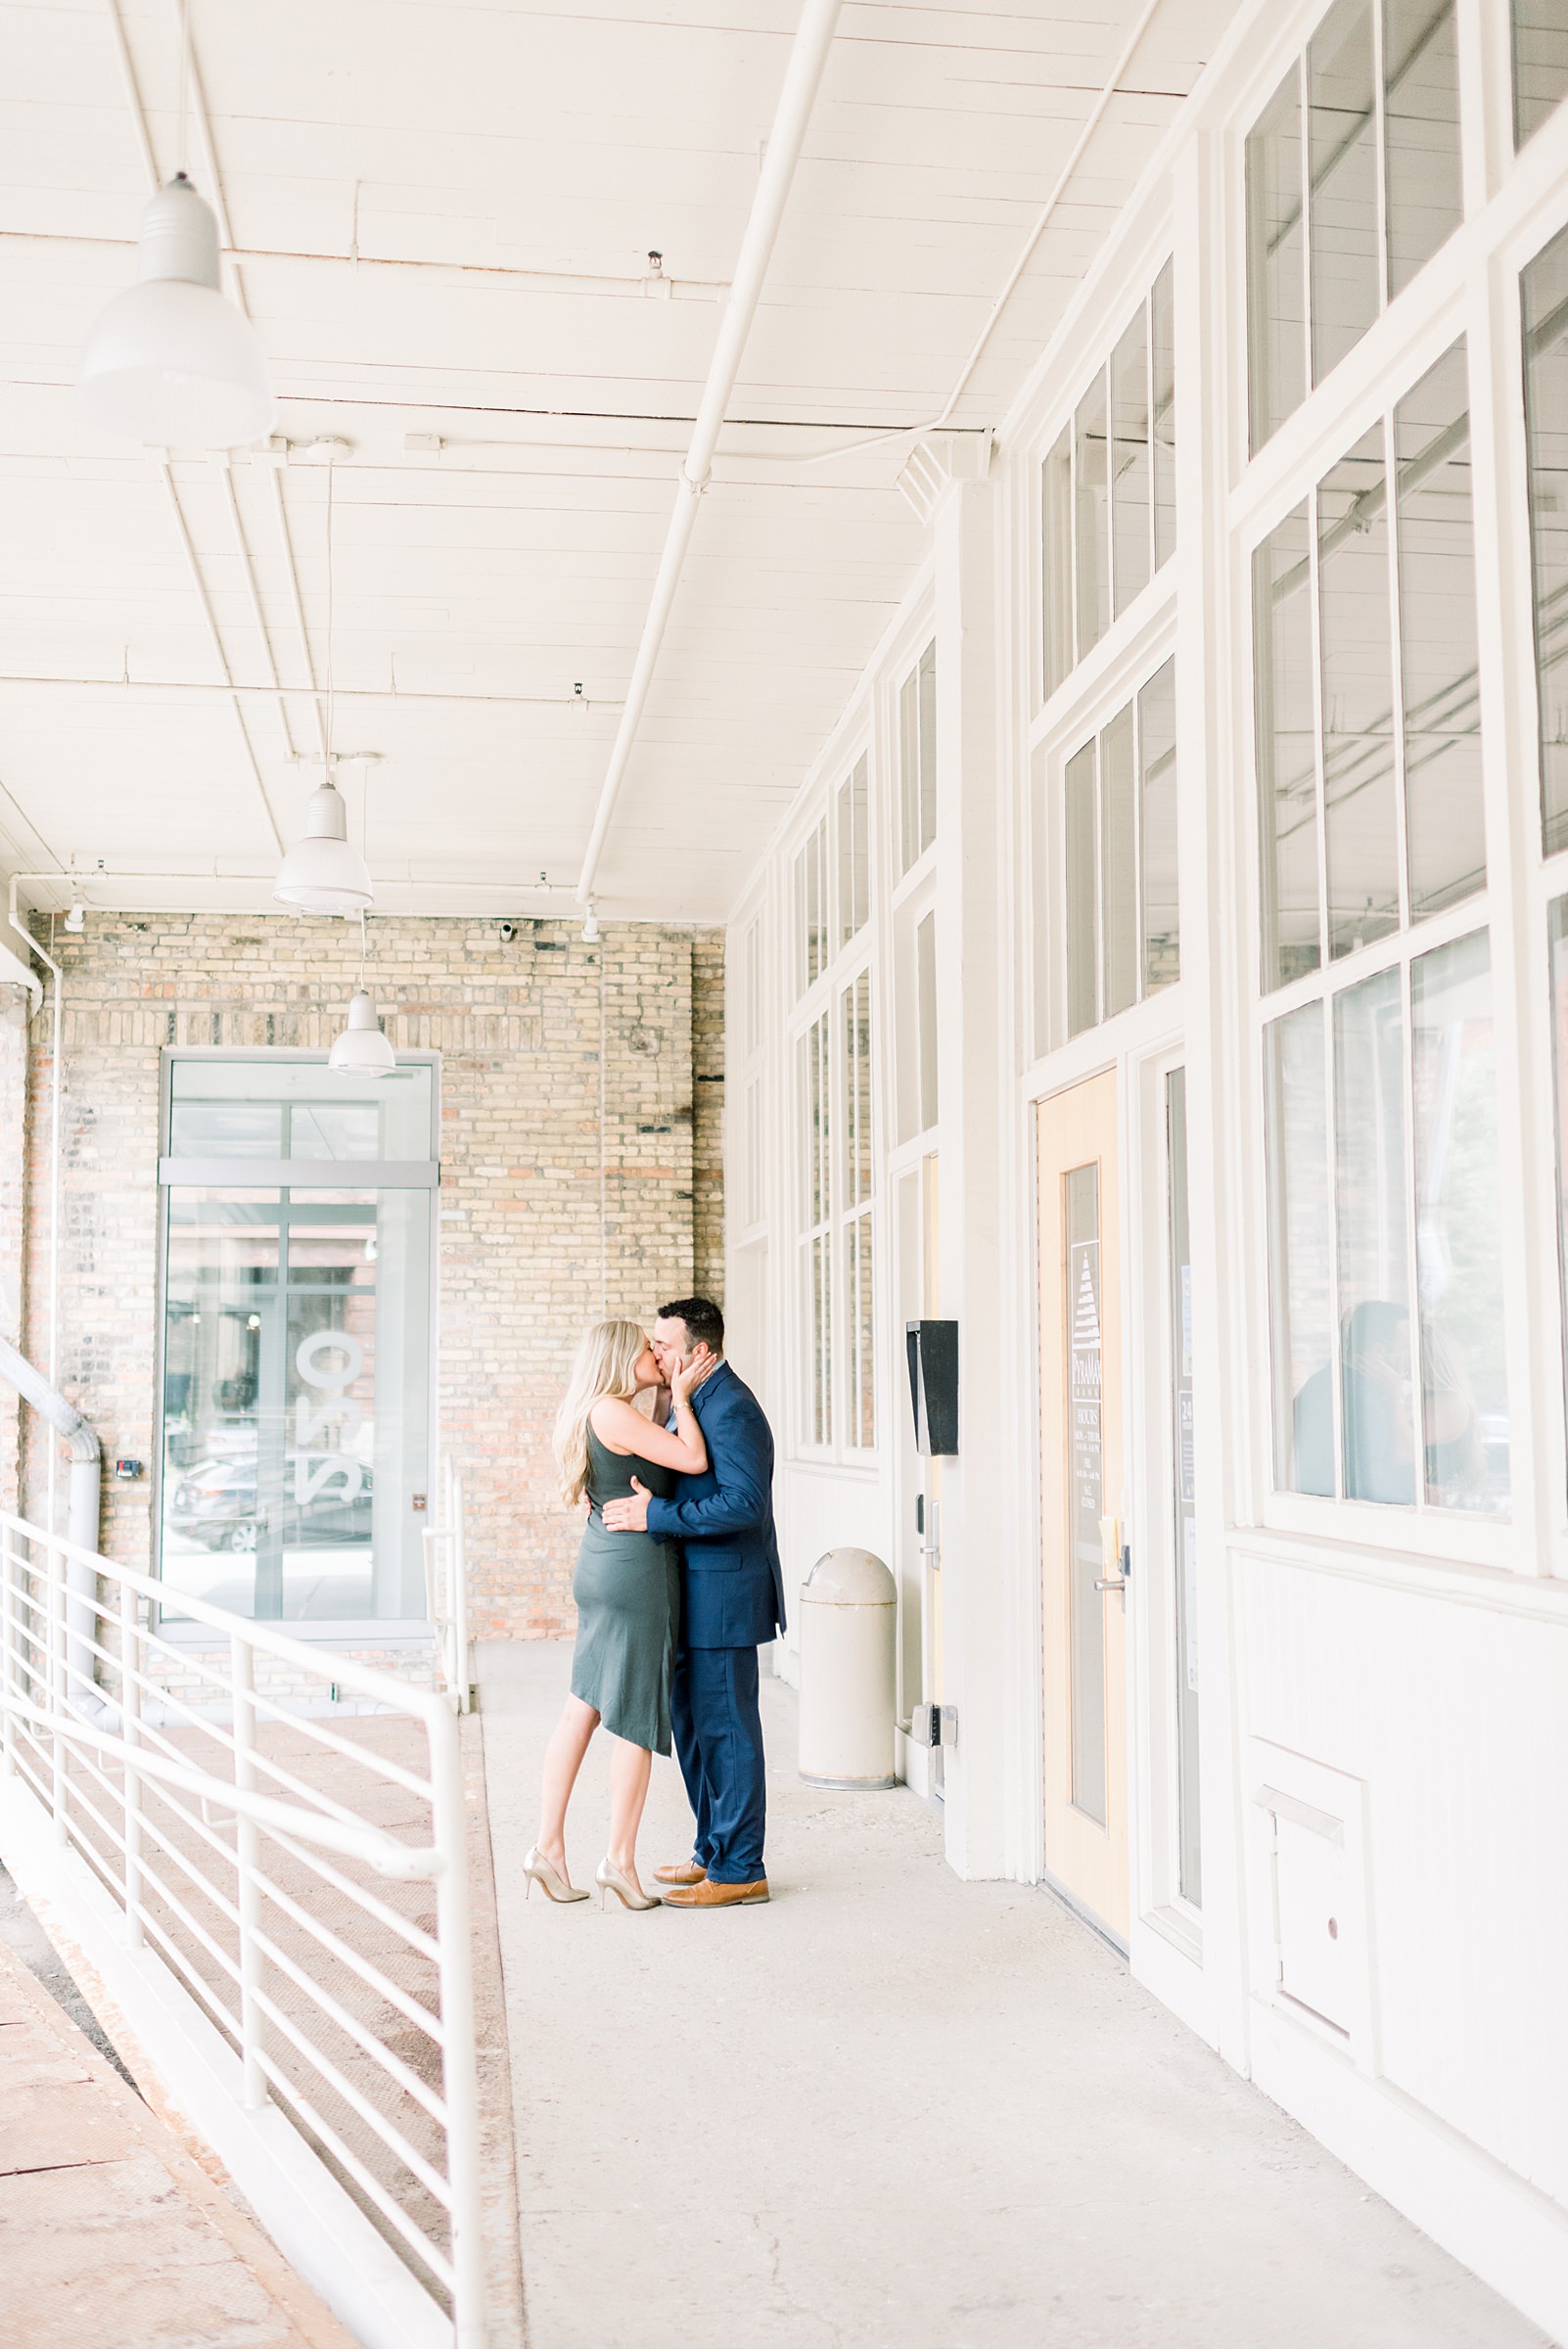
[{"xmin": 526, "ymin": 1318, "xmax": 708, "ymax": 1910}]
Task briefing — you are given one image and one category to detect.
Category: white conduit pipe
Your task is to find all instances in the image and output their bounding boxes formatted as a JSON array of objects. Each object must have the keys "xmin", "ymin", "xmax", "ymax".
[
  {"xmin": 0, "ymin": 1333, "xmax": 103, "ymax": 1707},
  {"xmin": 6, "ymin": 878, "xmax": 64, "ymax": 1561},
  {"xmin": 575, "ymin": 0, "xmax": 844, "ymax": 907}
]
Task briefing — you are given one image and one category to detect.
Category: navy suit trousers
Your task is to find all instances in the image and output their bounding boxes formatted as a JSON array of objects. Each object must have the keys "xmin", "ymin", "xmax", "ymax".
[{"xmin": 670, "ymin": 1643, "xmax": 766, "ymax": 1885}]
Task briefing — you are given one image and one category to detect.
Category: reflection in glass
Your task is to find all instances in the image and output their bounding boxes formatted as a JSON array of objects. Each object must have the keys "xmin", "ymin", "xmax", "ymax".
[
  {"xmin": 1075, "ymin": 371, "xmax": 1110, "ymax": 661},
  {"xmin": 168, "ymin": 1102, "xmax": 282, "ymax": 1158},
  {"xmin": 1513, "ymin": 0, "xmax": 1568, "ymax": 146},
  {"xmin": 1333, "ymin": 967, "xmax": 1415, "ymax": 1504},
  {"xmin": 1384, "ymin": 0, "xmax": 1461, "ymax": 299},
  {"xmin": 1101, "ymin": 703, "xmax": 1137, "ymax": 1020},
  {"xmin": 1545, "ymin": 898, "xmax": 1568, "ymax": 1500},
  {"xmin": 1152, "ymin": 259, "xmax": 1176, "ymax": 571},
  {"xmin": 1395, "ymin": 341, "xmax": 1484, "ymax": 914},
  {"xmin": 1410, "ymin": 931, "xmax": 1509, "ymax": 1513},
  {"xmin": 802, "ymin": 1015, "xmax": 832, "ymax": 1444},
  {"xmin": 797, "ymin": 816, "xmax": 829, "ymax": 991},
  {"xmin": 1265, "ymin": 1004, "xmax": 1333, "ymax": 1494},
  {"xmin": 1255, "ymin": 504, "xmax": 1320, "ymax": 988},
  {"xmin": 843, "ymin": 971, "xmax": 874, "ymax": 1448},
  {"xmin": 1065, "ymin": 739, "xmax": 1098, "ymax": 1039},
  {"xmin": 1522, "ymin": 224, "xmax": 1568, "ymax": 855},
  {"xmin": 1319, "ymin": 425, "xmax": 1400, "ymax": 959},
  {"xmin": 1064, "ymin": 1163, "xmax": 1107, "ymax": 1825},
  {"xmin": 899, "ymin": 643, "xmax": 938, "ymax": 873},
  {"xmin": 1309, "ymin": 0, "xmax": 1380, "ymax": 387},
  {"xmin": 1246, "ymin": 68, "xmax": 1307, "ymax": 454},
  {"xmin": 1042, "ymin": 425, "xmax": 1073, "ymax": 700},
  {"xmin": 1112, "ymin": 308, "xmax": 1151, "ymax": 618},
  {"xmin": 1166, "ymin": 1068, "xmax": 1200, "ymax": 1907},
  {"xmin": 161, "ymin": 1187, "xmax": 430, "ymax": 1622},
  {"xmin": 916, "ymin": 910, "xmax": 939, "ymax": 1132},
  {"xmin": 1140, "ymin": 659, "xmax": 1179, "ymax": 993},
  {"xmin": 837, "ymin": 756, "xmax": 869, "ymax": 945}
]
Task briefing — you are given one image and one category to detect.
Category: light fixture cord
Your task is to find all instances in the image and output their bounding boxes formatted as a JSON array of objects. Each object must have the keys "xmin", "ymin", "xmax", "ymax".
[
  {"xmin": 324, "ymin": 452, "xmax": 337, "ymax": 785},
  {"xmin": 177, "ymin": 0, "xmax": 191, "ymax": 177}
]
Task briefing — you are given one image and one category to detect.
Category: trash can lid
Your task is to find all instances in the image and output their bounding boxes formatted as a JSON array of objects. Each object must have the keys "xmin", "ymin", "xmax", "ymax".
[{"xmin": 802, "ymin": 1546, "xmax": 897, "ymax": 1604}]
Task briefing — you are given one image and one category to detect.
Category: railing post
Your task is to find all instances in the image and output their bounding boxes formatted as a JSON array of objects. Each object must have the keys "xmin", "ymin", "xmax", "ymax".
[
  {"xmin": 230, "ymin": 1634, "xmax": 267, "ymax": 2111},
  {"xmin": 451, "ymin": 1469, "xmax": 470, "ymax": 1716},
  {"xmin": 428, "ymin": 1702, "xmax": 486, "ymax": 2347},
  {"xmin": 120, "ymin": 1580, "xmax": 144, "ymax": 1948},
  {"xmin": 50, "ymin": 1534, "xmax": 68, "ymax": 1843}
]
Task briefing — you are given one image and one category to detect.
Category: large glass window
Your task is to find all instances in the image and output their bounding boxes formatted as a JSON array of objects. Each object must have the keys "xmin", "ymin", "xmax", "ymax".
[
  {"xmin": 1040, "ymin": 260, "xmax": 1176, "ymax": 702},
  {"xmin": 1523, "ymin": 224, "xmax": 1568, "ymax": 857},
  {"xmin": 795, "ymin": 814, "xmax": 830, "ymax": 995},
  {"xmin": 1246, "ymin": 1, "xmax": 1461, "ymax": 455},
  {"xmin": 899, "ymin": 642, "xmax": 937, "ymax": 872},
  {"xmin": 842, "ymin": 973, "xmax": 875, "ymax": 1447},
  {"xmin": 800, "ymin": 1013, "xmax": 832, "ymax": 1446},
  {"xmin": 159, "ymin": 1058, "xmax": 436, "ymax": 1625},
  {"xmin": 1050, "ymin": 658, "xmax": 1180, "ymax": 1045},
  {"xmin": 1254, "ymin": 340, "xmax": 1483, "ymax": 990},
  {"xmin": 1264, "ymin": 930, "xmax": 1508, "ymax": 1514},
  {"xmin": 1513, "ymin": 1, "xmax": 1568, "ymax": 146},
  {"xmin": 837, "ymin": 756, "xmax": 870, "ymax": 945}
]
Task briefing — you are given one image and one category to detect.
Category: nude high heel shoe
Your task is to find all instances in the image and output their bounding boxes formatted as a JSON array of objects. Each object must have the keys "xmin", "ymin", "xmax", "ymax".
[
  {"xmin": 525, "ymin": 1845, "xmax": 589, "ymax": 1904},
  {"xmin": 596, "ymin": 1857, "xmax": 661, "ymax": 1911}
]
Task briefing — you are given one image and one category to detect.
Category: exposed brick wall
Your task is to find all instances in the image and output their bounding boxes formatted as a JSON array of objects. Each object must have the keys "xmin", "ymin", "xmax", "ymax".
[
  {"xmin": 691, "ymin": 933, "xmax": 726, "ymax": 1309},
  {"xmin": 11, "ymin": 911, "xmax": 725, "ymax": 1644}
]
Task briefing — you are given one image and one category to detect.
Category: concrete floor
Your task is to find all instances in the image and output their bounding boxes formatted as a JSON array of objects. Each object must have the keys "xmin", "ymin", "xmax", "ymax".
[
  {"xmin": 0, "ymin": 1931, "xmax": 355, "ymax": 2349},
  {"xmin": 478, "ymin": 1636, "xmax": 1551, "ymax": 2349}
]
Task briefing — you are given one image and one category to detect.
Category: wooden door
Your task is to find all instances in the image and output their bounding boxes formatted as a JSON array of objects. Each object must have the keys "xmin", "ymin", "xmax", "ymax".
[{"xmin": 1038, "ymin": 1071, "xmax": 1129, "ymax": 1940}]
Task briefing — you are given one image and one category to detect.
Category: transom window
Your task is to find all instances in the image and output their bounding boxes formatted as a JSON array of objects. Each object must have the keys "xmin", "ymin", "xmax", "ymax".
[
  {"xmin": 797, "ymin": 753, "xmax": 871, "ymax": 995},
  {"xmin": 1037, "ymin": 658, "xmax": 1178, "ymax": 1052},
  {"xmin": 1041, "ymin": 260, "xmax": 1176, "ymax": 700},
  {"xmin": 1513, "ymin": 0, "xmax": 1568, "ymax": 146},
  {"xmin": 1253, "ymin": 339, "xmax": 1482, "ymax": 992},
  {"xmin": 899, "ymin": 643, "xmax": 937, "ymax": 873},
  {"xmin": 1245, "ymin": 0, "xmax": 1463, "ymax": 456},
  {"xmin": 1522, "ymin": 223, "xmax": 1568, "ymax": 856}
]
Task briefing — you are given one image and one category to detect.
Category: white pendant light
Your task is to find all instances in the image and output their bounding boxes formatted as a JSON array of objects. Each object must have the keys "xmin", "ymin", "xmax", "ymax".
[
  {"xmin": 275, "ymin": 447, "xmax": 373, "ymax": 914},
  {"xmin": 77, "ymin": 174, "xmax": 273, "ymax": 449},
  {"xmin": 328, "ymin": 990, "xmax": 396, "ymax": 1078},
  {"xmin": 273, "ymin": 773, "xmax": 373, "ymax": 913}
]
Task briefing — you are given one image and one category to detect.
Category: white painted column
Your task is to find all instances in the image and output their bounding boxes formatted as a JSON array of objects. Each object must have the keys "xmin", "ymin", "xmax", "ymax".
[{"xmin": 929, "ymin": 464, "xmax": 1011, "ymax": 1879}]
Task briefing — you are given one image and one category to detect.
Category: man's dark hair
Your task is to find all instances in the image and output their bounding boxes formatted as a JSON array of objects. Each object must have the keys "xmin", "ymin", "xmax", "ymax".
[{"xmin": 657, "ymin": 1295, "xmax": 724, "ymax": 1357}]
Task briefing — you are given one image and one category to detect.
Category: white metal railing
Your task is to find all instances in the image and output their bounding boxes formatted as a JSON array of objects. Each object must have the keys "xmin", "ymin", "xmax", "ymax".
[
  {"xmin": 422, "ymin": 1461, "xmax": 472, "ymax": 1715},
  {"xmin": 0, "ymin": 1506, "xmax": 485, "ymax": 2348}
]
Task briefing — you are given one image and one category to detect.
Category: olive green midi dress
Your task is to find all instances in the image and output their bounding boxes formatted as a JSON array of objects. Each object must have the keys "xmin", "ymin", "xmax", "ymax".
[{"xmin": 570, "ymin": 1427, "xmax": 682, "ymax": 1753}]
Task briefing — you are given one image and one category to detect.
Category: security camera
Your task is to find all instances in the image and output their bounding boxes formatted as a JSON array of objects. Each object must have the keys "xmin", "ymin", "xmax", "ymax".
[{"xmin": 497, "ymin": 920, "xmax": 517, "ymax": 944}]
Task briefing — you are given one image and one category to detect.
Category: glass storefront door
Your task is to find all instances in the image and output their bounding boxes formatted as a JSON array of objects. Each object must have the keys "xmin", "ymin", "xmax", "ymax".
[{"xmin": 158, "ymin": 1057, "xmax": 436, "ymax": 1627}]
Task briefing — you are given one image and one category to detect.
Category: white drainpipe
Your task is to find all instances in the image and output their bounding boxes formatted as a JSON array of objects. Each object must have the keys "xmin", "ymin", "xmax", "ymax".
[
  {"xmin": 0, "ymin": 1333, "xmax": 104, "ymax": 1708},
  {"xmin": 575, "ymin": 0, "xmax": 844, "ymax": 908}
]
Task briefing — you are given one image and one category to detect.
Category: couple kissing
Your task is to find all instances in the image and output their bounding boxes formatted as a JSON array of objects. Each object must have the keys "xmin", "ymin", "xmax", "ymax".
[{"xmin": 525, "ymin": 1296, "xmax": 786, "ymax": 1911}]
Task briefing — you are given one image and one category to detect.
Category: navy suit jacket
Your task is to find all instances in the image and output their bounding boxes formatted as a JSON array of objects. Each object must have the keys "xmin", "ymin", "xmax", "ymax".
[{"xmin": 644, "ymin": 1361, "xmax": 786, "ymax": 1650}]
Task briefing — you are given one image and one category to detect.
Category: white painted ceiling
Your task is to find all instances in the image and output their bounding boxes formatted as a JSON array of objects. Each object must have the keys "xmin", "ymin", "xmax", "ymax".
[{"xmin": 0, "ymin": 0, "xmax": 1238, "ymax": 924}]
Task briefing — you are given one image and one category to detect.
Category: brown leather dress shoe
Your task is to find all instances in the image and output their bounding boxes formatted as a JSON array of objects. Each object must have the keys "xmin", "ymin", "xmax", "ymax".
[
  {"xmin": 661, "ymin": 1876, "xmax": 769, "ymax": 1908},
  {"xmin": 654, "ymin": 1860, "xmax": 707, "ymax": 1887}
]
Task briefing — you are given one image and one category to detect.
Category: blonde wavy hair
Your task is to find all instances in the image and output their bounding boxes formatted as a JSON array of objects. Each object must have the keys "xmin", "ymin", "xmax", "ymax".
[{"xmin": 553, "ymin": 1318, "xmax": 649, "ymax": 1506}]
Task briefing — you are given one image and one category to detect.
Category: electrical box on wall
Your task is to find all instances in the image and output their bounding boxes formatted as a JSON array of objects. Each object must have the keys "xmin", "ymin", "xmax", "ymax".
[{"xmin": 905, "ymin": 1320, "xmax": 958, "ymax": 1454}]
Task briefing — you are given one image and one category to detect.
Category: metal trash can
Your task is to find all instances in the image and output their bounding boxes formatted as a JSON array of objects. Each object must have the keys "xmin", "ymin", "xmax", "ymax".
[{"xmin": 798, "ymin": 1547, "xmax": 898, "ymax": 1789}]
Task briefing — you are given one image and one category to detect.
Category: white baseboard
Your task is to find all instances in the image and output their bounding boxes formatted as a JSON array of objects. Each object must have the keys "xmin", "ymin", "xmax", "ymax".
[
  {"xmin": 1251, "ymin": 1998, "xmax": 1568, "ymax": 2344},
  {"xmin": 0, "ymin": 1776, "xmax": 450, "ymax": 2349}
]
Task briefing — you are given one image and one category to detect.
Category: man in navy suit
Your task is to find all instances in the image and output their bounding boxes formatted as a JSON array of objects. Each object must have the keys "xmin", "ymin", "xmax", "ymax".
[{"xmin": 601, "ymin": 1295, "xmax": 784, "ymax": 1908}]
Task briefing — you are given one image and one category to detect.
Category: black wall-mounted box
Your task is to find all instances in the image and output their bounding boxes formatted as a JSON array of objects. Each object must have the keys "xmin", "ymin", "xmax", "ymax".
[{"xmin": 905, "ymin": 1319, "xmax": 959, "ymax": 1455}]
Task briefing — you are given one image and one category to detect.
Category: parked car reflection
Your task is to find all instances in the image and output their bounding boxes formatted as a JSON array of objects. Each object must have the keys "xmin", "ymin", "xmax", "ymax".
[{"xmin": 168, "ymin": 1455, "xmax": 373, "ymax": 1552}]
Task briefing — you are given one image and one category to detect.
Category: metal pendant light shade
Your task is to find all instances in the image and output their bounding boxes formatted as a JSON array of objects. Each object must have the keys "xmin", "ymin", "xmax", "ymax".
[
  {"xmin": 273, "ymin": 779, "xmax": 373, "ymax": 914},
  {"xmin": 328, "ymin": 990, "xmax": 396, "ymax": 1077},
  {"xmin": 77, "ymin": 176, "xmax": 274, "ymax": 449}
]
